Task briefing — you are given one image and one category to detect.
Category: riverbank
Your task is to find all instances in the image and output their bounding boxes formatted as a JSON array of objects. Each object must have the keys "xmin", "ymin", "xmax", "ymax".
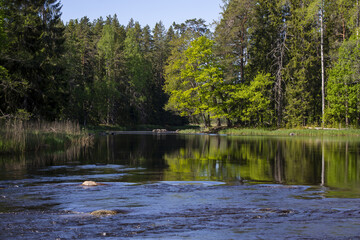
[
  {"xmin": 85, "ymin": 123, "xmax": 360, "ymax": 137},
  {"xmin": 0, "ymin": 120, "xmax": 92, "ymax": 154},
  {"xmin": 85, "ymin": 124, "xmax": 199, "ymax": 133},
  {"xmin": 179, "ymin": 127, "xmax": 360, "ymax": 137}
]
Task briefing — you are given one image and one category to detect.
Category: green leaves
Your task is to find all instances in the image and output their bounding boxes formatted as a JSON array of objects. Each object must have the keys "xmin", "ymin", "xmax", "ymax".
[
  {"xmin": 164, "ymin": 36, "xmax": 226, "ymax": 125},
  {"xmin": 165, "ymin": 35, "xmax": 273, "ymax": 127},
  {"xmin": 230, "ymin": 73, "xmax": 273, "ymax": 124},
  {"xmin": 326, "ymin": 37, "xmax": 360, "ymax": 126},
  {"xmin": 0, "ymin": 0, "xmax": 66, "ymax": 119}
]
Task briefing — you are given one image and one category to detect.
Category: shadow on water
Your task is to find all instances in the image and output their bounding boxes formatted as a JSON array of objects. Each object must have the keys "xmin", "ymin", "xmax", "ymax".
[{"xmin": 1, "ymin": 133, "xmax": 360, "ymax": 239}]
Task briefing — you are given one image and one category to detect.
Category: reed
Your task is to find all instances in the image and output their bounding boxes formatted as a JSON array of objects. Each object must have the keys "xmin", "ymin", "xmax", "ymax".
[
  {"xmin": 219, "ymin": 128, "xmax": 360, "ymax": 137},
  {"xmin": 0, "ymin": 120, "xmax": 88, "ymax": 154},
  {"xmin": 178, "ymin": 127, "xmax": 360, "ymax": 137}
]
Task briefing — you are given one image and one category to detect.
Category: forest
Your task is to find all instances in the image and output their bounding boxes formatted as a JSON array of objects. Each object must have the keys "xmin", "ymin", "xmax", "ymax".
[{"xmin": 0, "ymin": 0, "xmax": 360, "ymax": 128}]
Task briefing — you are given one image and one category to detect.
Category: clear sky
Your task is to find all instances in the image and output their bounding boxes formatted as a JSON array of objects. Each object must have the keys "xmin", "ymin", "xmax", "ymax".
[{"xmin": 60, "ymin": 0, "xmax": 223, "ymax": 29}]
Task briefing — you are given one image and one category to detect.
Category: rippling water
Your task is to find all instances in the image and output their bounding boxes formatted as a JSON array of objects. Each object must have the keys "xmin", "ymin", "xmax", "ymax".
[{"xmin": 1, "ymin": 133, "xmax": 360, "ymax": 239}]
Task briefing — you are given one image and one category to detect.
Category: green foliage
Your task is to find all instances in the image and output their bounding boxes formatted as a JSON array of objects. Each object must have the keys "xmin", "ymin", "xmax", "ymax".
[
  {"xmin": 283, "ymin": 0, "xmax": 321, "ymax": 127},
  {"xmin": 326, "ymin": 37, "xmax": 360, "ymax": 127},
  {"xmin": 124, "ymin": 27, "xmax": 150, "ymax": 92},
  {"xmin": 1, "ymin": 0, "xmax": 360, "ymax": 128},
  {"xmin": 215, "ymin": 0, "xmax": 254, "ymax": 83},
  {"xmin": 0, "ymin": 0, "xmax": 6, "ymax": 50},
  {"xmin": 0, "ymin": 0, "xmax": 66, "ymax": 119},
  {"xmin": 165, "ymin": 36, "xmax": 226, "ymax": 126},
  {"xmin": 236, "ymin": 73, "xmax": 273, "ymax": 125}
]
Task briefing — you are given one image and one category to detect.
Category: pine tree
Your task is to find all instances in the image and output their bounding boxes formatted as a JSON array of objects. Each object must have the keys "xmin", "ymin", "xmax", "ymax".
[
  {"xmin": 215, "ymin": 0, "xmax": 254, "ymax": 84},
  {"xmin": 124, "ymin": 23, "xmax": 153, "ymax": 123},
  {"xmin": 62, "ymin": 17, "xmax": 97, "ymax": 125},
  {"xmin": 149, "ymin": 21, "xmax": 170, "ymax": 123}
]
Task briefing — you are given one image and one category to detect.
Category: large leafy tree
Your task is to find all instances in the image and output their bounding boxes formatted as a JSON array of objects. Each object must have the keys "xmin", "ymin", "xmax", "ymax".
[
  {"xmin": 165, "ymin": 36, "xmax": 225, "ymax": 127},
  {"xmin": 164, "ymin": 19, "xmax": 212, "ymax": 124},
  {"xmin": 231, "ymin": 73, "xmax": 273, "ymax": 126}
]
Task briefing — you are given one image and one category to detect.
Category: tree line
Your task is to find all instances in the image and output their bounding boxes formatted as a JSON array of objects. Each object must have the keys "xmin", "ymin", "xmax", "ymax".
[{"xmin": 0, "ymin": 0, "xmax": 359, "ymax": 128}]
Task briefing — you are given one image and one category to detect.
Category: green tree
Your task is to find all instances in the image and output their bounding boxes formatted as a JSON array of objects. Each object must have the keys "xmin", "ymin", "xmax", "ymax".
[
  {"xmin": 215, "ymin": 0, "xmax": 254, "ymax": 84},
  {"xmin": 165, "ymin": 36, "xmax": 225, "ymax": 127},
  {"xmin": 0, "ymin": 0, "xmax": 65, "ymax": 119},
  {"xmin": 97, "ymin": 23, "xmax": 119, "ymax": 124},
  {"xmin": 62, "ymin": 17, "xmax": 97, "ymax": 125},
  {"xmin": 164, "ymin": 19, "xmax": 212, "ymax": 125},
  {"xmin": 124, "ymin": 25, "xmax": 153, "ymax": 123},
  {"xmin": 284, "ymin": 0, "xmax": 321, "ymax": 127},
  {"xmin": 233, "ymin": 73, "xmax": 273, "ymax": 126},
  {"xmin": 326, "ymin": 37, "xmax": 360, "ymax": 127},
  {"xmin": 0, "ymin": 0, "xmax": 11, "ymax": 117},
  {"xmin": 146, "ymin": 21, "xmax": 171, "ymax": 123},
  {"xmin": 247, "ymin": 0, "xmax": 288, "ymax": 126}
]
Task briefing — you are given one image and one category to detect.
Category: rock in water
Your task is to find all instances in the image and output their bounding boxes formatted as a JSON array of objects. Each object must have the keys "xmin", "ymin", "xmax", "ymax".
[
  {"xmin": 82, "ymin": 181, "xmax": 98, "ymax": 186},
  {"xmin": 152, "ymin": 129, "xmax": 168, "ymax": 133},
  {"xmin": 90, "ymin": 210, "xmax": 118, "ymax": 216}
]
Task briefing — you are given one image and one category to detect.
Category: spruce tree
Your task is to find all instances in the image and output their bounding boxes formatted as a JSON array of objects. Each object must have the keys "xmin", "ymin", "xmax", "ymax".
[
  {"xmin": 1, "ymin": 0, "xmax": 65, "ymax": 119},
  {"xmin": 284, "ymin": 0, "xmax": 321, "ymax": 127}
]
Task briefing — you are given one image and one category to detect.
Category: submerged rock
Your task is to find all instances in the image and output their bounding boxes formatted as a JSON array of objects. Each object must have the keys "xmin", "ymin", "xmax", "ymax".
[
  {"xmin": 90, "ymin": 210, "xmax": 118, "ymax": 216},
  {"xmin": 90, "ymin": 209, "xmax": 128, "ymax": 216}
]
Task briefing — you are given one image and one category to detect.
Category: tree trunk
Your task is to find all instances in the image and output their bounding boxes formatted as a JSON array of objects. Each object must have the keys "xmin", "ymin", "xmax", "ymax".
[
  {"xmin": 346, "ymin": 95, "xmax": 349, "ymax": 128},
  {"xmin": 202, "ymin": 114, "xmax": 209, "ymax": 128},
  {"xmin": 226, "ymin": 118, "xmax": 232, "ymax": 128},
  {"xmin": 107, "ymin": 98, "xmax": 110, "ymax": 125},
  {"xmin": 217, "ymin": 118, "xmax": 221, "ymax": 127},
  {"xmin": 274, "ymin": 29, "xmax": 286, "ymax": 127},
  {"xmin": 321, "ymin": 0, "xmax": 325, "ymax": 128},
  {"xmin": 357, "ymin": 0, "xmax": 359, "ymax": 39},
  {"xmin": 207, "ymin": 114, "xmax": 211, "ymax": 128}
]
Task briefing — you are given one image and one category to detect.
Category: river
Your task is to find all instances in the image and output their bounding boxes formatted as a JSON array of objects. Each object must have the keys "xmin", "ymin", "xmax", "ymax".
[{"xmin": 1, "ymin": 133, "xmax": 360, "ymax": 239}]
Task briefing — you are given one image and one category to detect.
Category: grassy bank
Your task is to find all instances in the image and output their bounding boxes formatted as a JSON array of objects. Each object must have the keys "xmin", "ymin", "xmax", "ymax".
[
  {"xmin": 178, "ymin": 127, "xmax": 360, "ymax": 137},
  {"xmin": 0, "ymin": 120, "xmax": 92, "ymax": 154}
]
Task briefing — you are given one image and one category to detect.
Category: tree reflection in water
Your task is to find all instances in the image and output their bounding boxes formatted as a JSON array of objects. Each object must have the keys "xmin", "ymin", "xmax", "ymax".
[{"xmin": 0, "ymin": 134, "xmax": 359, "ymax": 197}]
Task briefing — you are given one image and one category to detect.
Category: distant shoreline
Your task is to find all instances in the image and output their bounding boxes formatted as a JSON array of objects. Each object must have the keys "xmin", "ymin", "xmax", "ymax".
[
  {"xmin": 91, "ymin": 126, "xmax": 360, "ymax": 137},
  {"xmin": 179, "ymin": 127, "xmax": 360, "ymax": 137}
]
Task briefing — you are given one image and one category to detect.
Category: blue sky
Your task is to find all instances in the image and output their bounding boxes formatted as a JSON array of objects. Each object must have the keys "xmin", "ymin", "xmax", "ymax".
[{"xmin": 60, "ymin": 0, "xmax": 223, "ymax": 29}]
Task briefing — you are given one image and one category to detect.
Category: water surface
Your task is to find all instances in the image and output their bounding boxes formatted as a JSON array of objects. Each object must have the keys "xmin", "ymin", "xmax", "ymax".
[{"xmin": 1, "ymin": 133, "xmax": 360, "ymax": 239}]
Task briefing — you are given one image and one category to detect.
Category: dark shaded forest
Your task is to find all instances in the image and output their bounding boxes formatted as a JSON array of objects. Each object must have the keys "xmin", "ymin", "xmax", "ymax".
[{"xmin": 1, "ymin": 0, "xmax": 360, "ymax": 128}]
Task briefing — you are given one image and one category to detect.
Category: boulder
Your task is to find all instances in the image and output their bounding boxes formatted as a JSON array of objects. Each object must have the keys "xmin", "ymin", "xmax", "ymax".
[
  {"xmin": 81, "ymin": 181, "xmax": 105, "ymax": 186},
  {"xmin": 90, "ymin": 210, "xmax": 118, "ymax": 216},
  {"xmin": 152, "ymin": 129, "xmax": 168, "ymax": 133}
]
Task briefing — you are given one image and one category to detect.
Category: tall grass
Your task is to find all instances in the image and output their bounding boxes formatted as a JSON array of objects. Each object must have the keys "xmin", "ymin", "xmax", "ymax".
[
  {"xmin": 219, "ymin": 128, "xmax": 360, "ymax": 137},
  {"xmin": 0, "ymin": 120, "xmax": 90, "ymax": 154},
  {"xmin": 178, "ymin": 126, "xmax": 360, "ymax": 137}
]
